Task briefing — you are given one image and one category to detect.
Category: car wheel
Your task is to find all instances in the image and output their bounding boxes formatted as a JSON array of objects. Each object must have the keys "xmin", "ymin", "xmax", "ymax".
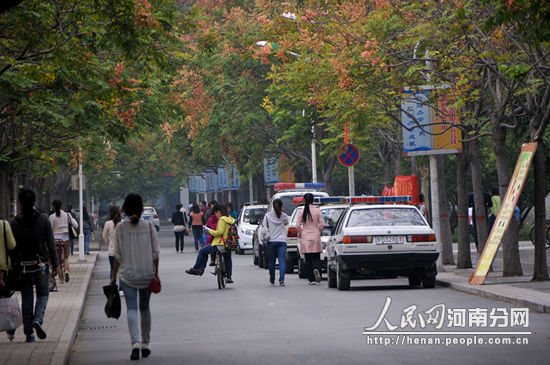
[
  {"xmin": 298, "ymin": 258, "xmax": 307, "ymax": 278},
  {"xmin": 408, "ymin": 270, "xmax": 422, "ymax": 287},
  {"xmin": 336, "ymin": 261, "xmax": 350, "ymax": 291},
  {"xmin": 285, "ymin": 259, "xmax": 294, "ymax": 274},
  {"xmin": 422, "ymin": 267, "xmax": 436, "ymax": 289},
  {"xmin": 328, "ymin": 268, "xmax": 337, "ymax": 288}
]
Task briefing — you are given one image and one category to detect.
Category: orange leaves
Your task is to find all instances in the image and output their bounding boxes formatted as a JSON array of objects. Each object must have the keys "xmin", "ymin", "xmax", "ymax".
[
  {"xmin": 360, "ymin": 39, "xmax": 382, "ymax": 66},
  {"xmin": 134, "ymin": 0, "xmax": 159, "ymax": 28}
]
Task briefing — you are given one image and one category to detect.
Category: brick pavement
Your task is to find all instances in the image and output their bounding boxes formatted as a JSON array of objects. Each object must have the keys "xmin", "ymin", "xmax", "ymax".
[{"xmin": 0, "ymin": 253, "xmax": 97, "ymax": 365}]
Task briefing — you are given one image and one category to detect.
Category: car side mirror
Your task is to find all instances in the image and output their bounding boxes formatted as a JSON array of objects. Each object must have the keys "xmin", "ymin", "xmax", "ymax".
[
  {"xmin": 250, "ymin": 219, "xmax": 259, "ymax": 225},
  {"xmin": 322, "ymin": 228, "xmax": 333, "ymax": 236}
]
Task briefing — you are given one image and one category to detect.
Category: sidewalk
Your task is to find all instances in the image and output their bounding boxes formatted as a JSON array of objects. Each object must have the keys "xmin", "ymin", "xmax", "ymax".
[
  {"xmin": 0, "ymin": 251, "xmax": 97, "ymax": 365},
  {"xmin": 437, "ymin": 241, "xmax": 550, "ymax": 313}
]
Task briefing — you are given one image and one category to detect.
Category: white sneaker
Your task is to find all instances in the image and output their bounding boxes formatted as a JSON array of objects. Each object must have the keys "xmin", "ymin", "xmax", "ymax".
[
  {"xmin": 119, "ymin": 290, "xmax": 124, "ymax": 297},
  {"xmin": 309, "ymin": 282, "xmax": 316, "ymax": 285}
]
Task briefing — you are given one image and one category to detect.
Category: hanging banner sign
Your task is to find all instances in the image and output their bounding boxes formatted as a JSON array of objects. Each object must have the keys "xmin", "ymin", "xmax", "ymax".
[
  {"xmin": 217, "ymin": 166, "xmax": 229, "ymax": 190},
  {"xmin": 205, "ymin": 170, "xmax": 217, "ymax": 192},
  {"xmin": 264, "ymin": 157, "xmax": 279, "ymax": 184},
  {"xmin": 188, "ymin": 175, "xmax": 197, "ymax": 193},
  {"xmin": 469, "ymin": 142, "xmax": 538, "ymax": 285},
  {"xmin": 432, "ymin": 94, "xmax": 462, "ymax": 151},
  {"xmin": 196, "ymin": 175, "xmax": 206, "ymax": 193},
  {"xmin": 402, "ymin": 90, "xmax": 432, "ymax": 152}
]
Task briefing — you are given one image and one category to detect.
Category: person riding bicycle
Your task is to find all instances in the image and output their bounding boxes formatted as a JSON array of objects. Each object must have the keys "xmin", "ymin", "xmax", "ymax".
[{"xmin": 185, "ymin": 204, "xmax": 235, "ymax": 283}]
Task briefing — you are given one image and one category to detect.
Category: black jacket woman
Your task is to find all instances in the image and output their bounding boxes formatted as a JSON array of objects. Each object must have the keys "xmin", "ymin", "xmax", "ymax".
[{"xmin": 172, "ymin": 204, "xmax": 186, "ymax": 253}]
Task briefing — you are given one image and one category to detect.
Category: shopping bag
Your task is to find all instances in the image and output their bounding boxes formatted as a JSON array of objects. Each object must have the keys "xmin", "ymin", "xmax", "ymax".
[
  {"xmin": 102, "ymin": 284, "xmax": 121, "ymax": 319},
  {"xmin": 0, "ymin": 297, "xmax": 22, "ymax": 331}
]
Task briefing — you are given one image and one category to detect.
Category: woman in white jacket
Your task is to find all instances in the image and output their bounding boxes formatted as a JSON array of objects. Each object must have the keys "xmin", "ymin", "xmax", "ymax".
[
  {"xmin": 263, "ymin": 199, "xmax": 289, "ymax": 286},
  {"xmin": 102, "ymin": 205, "xmax": 121, "ymax": 281}
]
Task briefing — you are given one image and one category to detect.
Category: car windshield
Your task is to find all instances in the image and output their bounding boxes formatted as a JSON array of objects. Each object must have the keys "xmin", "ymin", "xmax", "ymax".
[
  {"xmin": 290, "ymin": 207, "xmax": 304, "ymax": 225},
  {"xmin": 321, "ymin": 207, "xmax": 346, "ymax": 228},
  {"xmin": 243, "ymin": 208, "xmax": 266, "ymax": 222},
  {"xmin": 347, "ymin": 207, "xmax": 426, "ymax": 227}
]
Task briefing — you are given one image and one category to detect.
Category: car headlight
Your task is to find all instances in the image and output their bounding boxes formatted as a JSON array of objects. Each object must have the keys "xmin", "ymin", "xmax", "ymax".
[{"xmin": 245, "ymin": 229, "xmax": 254, "ymax": 236}]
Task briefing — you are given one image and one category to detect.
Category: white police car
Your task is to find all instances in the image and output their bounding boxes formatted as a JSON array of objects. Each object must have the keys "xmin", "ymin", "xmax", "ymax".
[
  {"xmin": 236, "ymin": 204, "xmax": 267, "ymax": 254},
  {"xmin": 326, "ymin": 196, "xmax": 439, "ymax": 290},
  {"xmin": 253, "ymin": 183, "xmax": 328, "ymax": 271}
]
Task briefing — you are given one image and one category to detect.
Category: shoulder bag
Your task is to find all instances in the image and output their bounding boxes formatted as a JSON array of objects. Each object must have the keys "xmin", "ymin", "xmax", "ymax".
[
  {"xmin": 147, "ymin": 222, "xmax": 161, "ymax": 294},
  {"xmin": 260, "ymin": 216, "xmax": 270, "ymax": 244},
  {"xmin": 1, "ymin": 222, "xmax": 21, "ymax": 297},
  {"xmin": 67, "ymin": 213, "xmax": 78, "ymax": 239}
]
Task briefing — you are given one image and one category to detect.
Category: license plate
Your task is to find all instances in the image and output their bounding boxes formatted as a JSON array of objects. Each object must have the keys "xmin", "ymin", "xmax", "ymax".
[{"xmin": 374, "ymin": 235, "xmax": 404, "ymax": 244}]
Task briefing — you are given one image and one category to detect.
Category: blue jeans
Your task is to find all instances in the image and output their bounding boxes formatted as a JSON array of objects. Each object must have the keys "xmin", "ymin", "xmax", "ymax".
[
  {"xmin": 84, "ymin": 231, "xmax": 91, "ymax": 254},
  {"xmin": 191, "ymin": 226, "xmax": 203, "ymax": 250},
  {"xmin": 193, "ymin": 245, "xmax": 232, "ymax": 277},
  {"xmin": 268, "ymin": 241, "xmax": 287, "ymax": 283},
  {"xmin": 121, "ymin": 281, "xmax": 152, "ymax": 345},
  {"xmin": 7, "ymin": 267, "xmax": 50, "ymax": 337}
]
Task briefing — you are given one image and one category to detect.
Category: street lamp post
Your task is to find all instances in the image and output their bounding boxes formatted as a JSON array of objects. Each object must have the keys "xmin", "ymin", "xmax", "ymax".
[{"xmin": 78, "ymin": 147, "xmax": 86, "ymax": 263}]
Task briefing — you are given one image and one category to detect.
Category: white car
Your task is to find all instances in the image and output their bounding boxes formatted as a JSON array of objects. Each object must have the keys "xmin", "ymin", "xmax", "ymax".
[
  {"xmin": 295, "ymin": 203, "xmax": 349, "ymax": 278},
  {"xmin": 236, "ymin": 204, "xmax": 267, "ymax": 254},
  {"xmin": 253, "ymin": 183, "xmax": 328, "ymax": 271},
  {"xmin": 326, "ymin": 198, "xmax": 439, "ymax": 290},
  {"xmin": 142, "ymin": 206, "xmax": 160, "ymax": 231}
]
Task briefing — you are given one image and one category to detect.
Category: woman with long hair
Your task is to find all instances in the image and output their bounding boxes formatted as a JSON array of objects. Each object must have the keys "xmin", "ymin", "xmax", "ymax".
[
  {"xmin": 110, "ymin": 194, "xmax": 160, "ymax": 360},
  {"xmin": 188, "ymin": 203, "xmax": 204, "ymax": 252},
  {"xmin": 102, "ymin": 205, "xmax": 122, "ymax": 280},
  {"xmin": 49, "ymin": 199, "xmax": 78, "ymax": 283},
  {"xmin": 171, "ymin": 204, "xmax": 186, "ymax": 253},
  {"xmin": 296, "ymin": 193, "xmax": 325, "ymax": 285},
  {"xmin": 263, "ymin": 198, "xmax": 289, "ymax": 286}
]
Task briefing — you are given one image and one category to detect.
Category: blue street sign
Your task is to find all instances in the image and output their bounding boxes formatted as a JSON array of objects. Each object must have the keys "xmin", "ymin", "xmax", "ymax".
[{"xmin": 339, "ymin": 144, "xmax": 359, "ymax": 167}]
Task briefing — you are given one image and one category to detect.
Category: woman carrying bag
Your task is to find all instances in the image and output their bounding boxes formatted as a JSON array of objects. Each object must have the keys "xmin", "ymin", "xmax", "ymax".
[
  {"xmin": 264, "ymin": 199, "xmax": 289, "ymax": 286},
  {"xmin": 171, "ymin": 204, "xmax": 186, "ymax": 253},
  {"xmin": 296, "ymin": 193, "xmax": 325, "ymax": 285},
  {"xmin": 110, "ymin": 194, "xmax": 160, "ymax": 360}
]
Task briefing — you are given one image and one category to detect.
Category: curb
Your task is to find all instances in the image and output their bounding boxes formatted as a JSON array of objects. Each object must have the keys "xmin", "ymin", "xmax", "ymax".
[
  {"xmin": 50, "ymin": 254, "xmax": 98, "ymax": 365},
  {"xmin": 437, "ymin": 275, "xmax": 550, "ymax": 313}
]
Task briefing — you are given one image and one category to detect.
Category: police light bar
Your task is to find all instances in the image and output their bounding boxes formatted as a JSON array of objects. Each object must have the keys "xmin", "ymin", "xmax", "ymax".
[
  {"xmin": 313, "ymin": 197, "xmax": 348, "ymax": 204},
  {"xmin": 292, "ymin": 197, "xmax": 305, "ymax": 205},
  {"xmin": 347, "ymin": 195, "xmax": 412, "ymax": 204},
  {"xmin": 274, "ymin": 182, "xmax": 325, "ymax": 191}
]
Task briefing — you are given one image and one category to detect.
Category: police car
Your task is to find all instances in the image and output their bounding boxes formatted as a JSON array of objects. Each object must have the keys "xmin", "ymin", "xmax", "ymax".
[
  {"xmin": 290, "ymin": 197, "xmax": 349, "ymax": 278},
  {"xmin": 252, "ymin": 183, "xmax": 328, "ymax": 271},
  {"xmin": 325, "ymin": 196, "xmax": 439, "ymax": 290}
]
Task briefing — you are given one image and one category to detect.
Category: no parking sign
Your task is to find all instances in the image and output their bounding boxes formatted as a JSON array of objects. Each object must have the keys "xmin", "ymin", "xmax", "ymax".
[{"xmin": 338, "ymin": 144, "xmax": 359, "ymax": 166}]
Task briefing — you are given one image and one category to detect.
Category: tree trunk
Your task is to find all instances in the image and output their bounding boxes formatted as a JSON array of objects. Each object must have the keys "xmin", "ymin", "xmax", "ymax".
[
  {"xmin": 420, "ymin": 161, "xmax": 430, "ymax": 225},
  {"xmin": 468, "ymin": 138, "xmax": 489, "ymax": 252},
  {"xmin": 437, "ymin": 155, "xmax": 455, "ymax": 265},
  {"xmin": 410, "ymin": 156, "xmax": 418, "ymax": 176},
  {"xmin": 0, "ymin": 163, "xmax": 10, "ymax": 219},
  {"xmin": 393, "ymin": 146, "xmax": 401, "ymax": 176},
  {"xmin": 532, "ymin": 142, "xmax": 549, "ymax": 280},
  {"xmin": 322, "ymin": 156, "xmax": 336, "ymax": 195},
  {"xmin": 456, "ymin": 152, "xmax": 472, "ymax": 268},
  {"xmin": 492, "ymin": 123, "xmax": 522, "ymax": 276}
]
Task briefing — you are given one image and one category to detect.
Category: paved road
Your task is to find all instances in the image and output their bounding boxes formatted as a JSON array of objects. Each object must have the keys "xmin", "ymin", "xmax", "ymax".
[{"xmin": 69, "ymin": 227, "xmax": 550, "ymax": 365}]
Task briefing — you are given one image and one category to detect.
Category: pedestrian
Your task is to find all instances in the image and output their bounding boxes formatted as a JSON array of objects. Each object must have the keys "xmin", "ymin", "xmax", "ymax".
[
  {"xmin": 204, "ymin": 208, "xmax": 219, "ymax": 266},
  {"xmin": 82, "ymin": 207, "xmax": 93, "ymax": 255},
  {"xmin": 8, "ymin": 189, "xmax": 59, "ymax": 342},
  {"xmin": 205, "ymin": 200, "xmax": 217, "ymax": 222},
  {"xmin": 1, "ymin": 218, "xmax": 17, "ymax": 340},
  {"xmin": 188, "ymin": 204, "xmax": 204, "ymax": 252},
  {"xmin": 171, "ymin": 204, "xmax": 186, "ymax": 253},
  {"xmin": 488, "ymin": 187, "xmax": 501, "ymax": 233},
  {"xmin": 49, "ymin": 199, "xmax": 78, "ymax": 283},
  {"xmin": 102, "ymin": 205, "xmax": 122, "ymax": 281},
  {"xmin": 468, "ymin": 191, "xmax": 492, "ymax": 251},
  {"xmin": 418, "ymin": 193, "xmax": 427, "ymax": 220},
  {"xmin": 66, "ymin": 203, "xmax": 77, "ymax": 255},
  {"xmin": 110, "ymin": 193, "xmax": 160, "ymax": 361},
  {"xmin": 186, "ymin": 204, "xmax": 235, "ymax": 283},
  {"xmin": 263, "ymin": 198, "xmax": 289, "ymax": 286},
  {"xmin": 200, "ymin": 201, "xmax": 208, "ymax": 218},
  {"xmin": 296, "ymin": 193, "xmax": 325, "ymax": 285},
  {"xmin": 180, "ymin": 204, "xmax": 189, "ymax": 236}
]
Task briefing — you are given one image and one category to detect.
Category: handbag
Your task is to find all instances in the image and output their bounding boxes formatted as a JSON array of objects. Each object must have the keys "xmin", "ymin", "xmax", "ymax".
[
  {"xmin": 102, "ymin": 284, "xmax": 121, "ymax": 319},
  {"xmin": 173, "ymin": 225, "xmax": 186, "ymax": 232},
  {"xmin": 0, "ymin": 296, "xmax": 23, "ymax": 331},
  {"xmin": 1, "ymin": 222, "xmax": 21, "ymax": 297},
  {"xmin": 147, "ymin": 223, "xmax": 161, "ymax": 294},
  {"xmin": 260, "ymin": 216, "xmax": 270, "ymax": 244},
  {"xmin": 67, "ymin": 213, "xmax": 77, "ymax": 239}
]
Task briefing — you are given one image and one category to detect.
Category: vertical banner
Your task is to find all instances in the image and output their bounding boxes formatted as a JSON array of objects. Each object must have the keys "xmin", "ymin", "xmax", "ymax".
[
  {"xmin": 432, "ymin": 93, "xmax": 462, "ymax": 151},
  {"xmin": 393, "ymin": 175, "xmax": 419, "ymax": 204},
  {"xmin": 188, "ymin": 175, "xmax": 197, "ymax": 193},
  {"xmin": 469, "ymin": 142, "xmax": 537, "ymax": 285},
  {"xmin": 264, "ymin": 157, "xmax": 279, "ymax": 184},
  {"xmin": 229, "ymin": 165, "xmax": 240, "ymax": 189},
  {"xmin": 197, "ymin": 175, "xmax": 206, "ymax": 193},
  {"xmin": 401, "ymin": 90, "xmax": 432, "ymax": 152},
  {"xmin": 217, "ymin": 166, "xmax": 229, "ymax": 190},
  {"xmin": 205, "ymin": 170, "xmax": 217, "ymax": 192}
]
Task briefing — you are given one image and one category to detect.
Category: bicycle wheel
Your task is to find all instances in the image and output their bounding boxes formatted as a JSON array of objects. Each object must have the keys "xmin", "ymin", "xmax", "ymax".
[
  {"xmin": 529, "ymin": 225, "xmax": 536, "ymax": 246},
  {"xmin": 215, "ymin": 251, "xmax": 225, "ymax": 289}
]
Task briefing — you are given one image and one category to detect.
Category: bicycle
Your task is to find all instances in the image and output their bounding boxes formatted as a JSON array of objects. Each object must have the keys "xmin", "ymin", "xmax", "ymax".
[
  {"xmin": 529, "ymin": 219, "xmax": 550, "ymax": 249},
  {"xmin": 213, "ymin": 246, "xmax": 227, "ymax": 289}
]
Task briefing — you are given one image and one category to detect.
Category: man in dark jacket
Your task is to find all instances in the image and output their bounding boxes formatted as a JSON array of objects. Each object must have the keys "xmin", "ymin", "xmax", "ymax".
[{"xmin": 8, "ymin": 189, "xmax": 58, "ymax": 342}]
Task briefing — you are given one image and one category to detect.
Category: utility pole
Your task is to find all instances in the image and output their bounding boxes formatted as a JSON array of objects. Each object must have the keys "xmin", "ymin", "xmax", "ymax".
[{"xmin": 78, "ymin": 147, "xmax": 86, "ymax": 263}]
